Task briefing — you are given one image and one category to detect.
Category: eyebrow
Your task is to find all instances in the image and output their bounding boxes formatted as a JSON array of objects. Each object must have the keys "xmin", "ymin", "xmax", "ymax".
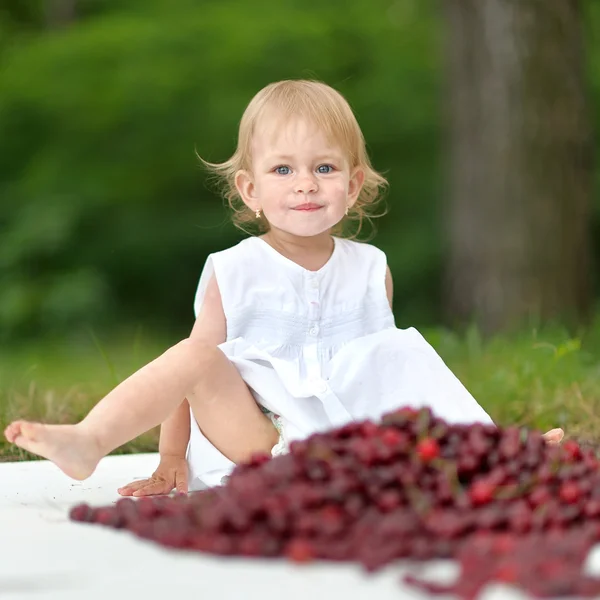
[{"xmin": 268, "ymin": 154, "xmax": 344, "ymax": 162}]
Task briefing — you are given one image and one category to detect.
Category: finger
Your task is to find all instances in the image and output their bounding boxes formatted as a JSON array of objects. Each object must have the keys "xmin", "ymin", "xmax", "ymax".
[
  {"xmin": 117, "ymin": 479, "xmax": 153, "ymax": 496},
  {"xmin": 133, "ymin": 480, "xmax": 172, "ymax": 497},
  {"xmin": 118, "ymin": 479, "xmax": 150, "ymax": 493},
  {"xmin": 175, "ymin": 469, "xmax": 189, "ymax": 494}
]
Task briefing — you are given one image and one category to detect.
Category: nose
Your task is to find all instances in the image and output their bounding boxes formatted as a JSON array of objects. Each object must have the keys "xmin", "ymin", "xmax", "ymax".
[{"xmin": 295, "ymin": 173, "xmax": 318, "ymax": 194}]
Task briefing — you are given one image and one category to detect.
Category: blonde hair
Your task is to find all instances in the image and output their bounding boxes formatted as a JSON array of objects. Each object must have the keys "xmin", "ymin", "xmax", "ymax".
[{"xmin": 200, "ymin": 80, "xmax": 388, "ymax": 239}]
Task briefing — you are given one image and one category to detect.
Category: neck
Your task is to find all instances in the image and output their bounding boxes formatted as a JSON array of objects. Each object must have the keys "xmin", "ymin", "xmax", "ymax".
[
  {"xmin": 261, "ymin": 228, "xmax": 335, "ymax": 271},
  {"xmin": 263, "ymin": 229, "xmax": 333, "ymax": 254}
]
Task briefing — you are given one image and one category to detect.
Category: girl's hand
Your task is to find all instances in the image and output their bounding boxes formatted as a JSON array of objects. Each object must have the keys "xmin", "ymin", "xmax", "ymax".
[
  {"xmin": 542, "ymin": 428, "xmax": 564, "ymax": 445},
  {"xmin": 117, "ymin": 454, "xmax": 189, "ymax": 497}
]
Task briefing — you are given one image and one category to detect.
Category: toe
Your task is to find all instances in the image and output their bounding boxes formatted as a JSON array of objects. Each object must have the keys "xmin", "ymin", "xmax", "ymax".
[
  {"xmin": 18, "ymin": 421, "xmax": 40, "ymax": 441},
  {"xmin": 4, "ymin": 422, "xmax": 22, "ymax": 443}
]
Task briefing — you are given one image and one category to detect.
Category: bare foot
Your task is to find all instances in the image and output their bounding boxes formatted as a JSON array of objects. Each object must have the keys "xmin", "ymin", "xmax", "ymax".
[
  {"xmin": 4, "ymin": 421, "xmax": 102, "ymax": 480},
  {"xmin": 542, "ymin": 428, "xmax": 565, "ymax": 445}
]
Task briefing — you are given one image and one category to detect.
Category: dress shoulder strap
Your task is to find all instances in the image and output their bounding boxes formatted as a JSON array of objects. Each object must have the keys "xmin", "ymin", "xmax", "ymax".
[
  {"xmin": 192, "ymin": 238, "xmax": 258, "ymax": 318},
  {"xmin": 334, "ymin": 238, "xmax": 390, "ymax": 303}
]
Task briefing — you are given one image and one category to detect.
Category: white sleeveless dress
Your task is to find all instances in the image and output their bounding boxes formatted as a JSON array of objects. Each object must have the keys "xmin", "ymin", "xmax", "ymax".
[{"xmin": 185, "ymin": 236, "xmax": 494, "ymax": 490}]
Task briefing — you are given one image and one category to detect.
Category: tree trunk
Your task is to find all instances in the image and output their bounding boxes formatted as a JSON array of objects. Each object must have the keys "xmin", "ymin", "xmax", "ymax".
[
  {"xmin": 441, "ymin": 0, "xmax": 594, "ymax": 334},
  {"xmin": 44, "ymin": 0, "xmax": 77, "ymax": 28}
]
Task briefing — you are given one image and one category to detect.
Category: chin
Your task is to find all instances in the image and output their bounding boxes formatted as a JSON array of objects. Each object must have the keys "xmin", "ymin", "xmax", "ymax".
[
  {"xmin": 287, "ymin": 226, "xmax": 335, "ymax": 238},
  {"xmin": 271, "ymin": 217, "xmax": 342, "ymax": 238}
]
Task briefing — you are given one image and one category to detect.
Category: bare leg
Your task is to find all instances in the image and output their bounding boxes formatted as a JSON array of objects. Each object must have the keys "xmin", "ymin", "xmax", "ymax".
[
  {"xmin": 4, "ymin": 339, "xmax": 277, "ymax": 480},
  {"xmin": 185, "ymin": 352, "xmax": 278, "ymax": 464}
]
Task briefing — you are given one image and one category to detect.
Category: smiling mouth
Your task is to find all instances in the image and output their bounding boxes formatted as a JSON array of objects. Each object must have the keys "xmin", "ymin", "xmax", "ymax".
[{"xmin": 293, "ymin": 203, "xmax": 323, "ymax": 211}]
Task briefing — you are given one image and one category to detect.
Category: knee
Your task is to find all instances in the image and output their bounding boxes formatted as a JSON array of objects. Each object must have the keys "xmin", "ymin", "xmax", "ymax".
[{"xmin": 179, "ymin": 338, "xmax": 222, "ymax": 373}]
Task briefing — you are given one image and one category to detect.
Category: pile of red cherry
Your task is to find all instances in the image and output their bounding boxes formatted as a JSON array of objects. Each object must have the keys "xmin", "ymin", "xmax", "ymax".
[{"xmin": 70, "ymin": 408, "xmax": 600, "ymax": 598}]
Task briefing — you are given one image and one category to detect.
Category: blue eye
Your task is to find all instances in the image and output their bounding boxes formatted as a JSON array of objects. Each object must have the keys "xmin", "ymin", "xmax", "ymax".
[
  {"xmin": 317, "ymin": 165, "xmax": 334, "ymax": 174},
  {"xmin": 275, "ymin": 166, "xmax": 291, "ymax": 175}
]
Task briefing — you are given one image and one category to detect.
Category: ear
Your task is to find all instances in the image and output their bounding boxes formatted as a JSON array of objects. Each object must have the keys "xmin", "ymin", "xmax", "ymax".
[
  {"xmin": 234, "ymin": 170, "xmax": 259, "ymax": 211},
  {"xmin": 347, "ymin": 167, "xmax": 365, "ymax": 208}
]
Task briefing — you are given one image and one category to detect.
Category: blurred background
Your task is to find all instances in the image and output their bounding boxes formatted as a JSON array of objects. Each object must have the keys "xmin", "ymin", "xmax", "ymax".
[{"xmin": 2, "ymin": 0, "xmax": 600, "ymax": 457}]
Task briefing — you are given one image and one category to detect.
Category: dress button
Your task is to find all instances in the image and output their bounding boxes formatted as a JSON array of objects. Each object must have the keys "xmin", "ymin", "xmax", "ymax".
[
  {"xmin": 313, "ymin": 378, "xmax": 328, "ymax": 394},
  {"xmin": 310, "ymin": 279, "xmax": 319, "ymax": 289},
  {"xmin": 309, "ymin": 326, "xmax": 319, "ymax": 336}
]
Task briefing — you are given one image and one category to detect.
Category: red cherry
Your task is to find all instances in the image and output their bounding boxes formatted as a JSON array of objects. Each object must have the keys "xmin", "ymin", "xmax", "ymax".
[
  {"xmin": 376, "ymin": 489, "xmax": 403, "ymax": 512},
  {"xmin": 396, "ymin": 407, "xmax": 418, "ymax": 418},
  {"xmin": 584, "ymin": 499, "xmax": 600, "ymax": 518},
  {"xmin": 562, "ymin": 440, "xmax": 582, "ymax": 462},
  {"xmin": 285, "ymin": 539, "xmax": 315, "ymax": 563},
  {"xmin": 94, "ymin": 507, "xmax": 121, "ymax": 527},
  {"xmin": 559, "ymin": 482, "xmax": 581, "ymax": 504},
  {"xmin": 73, "ymin": 414, "xmax": 600, "ymax": 596},
  {"xmin": 248, "ymin": 452, "xmax": 271, "ymax": 467},
  {"xmin": 491, "ymin": 533, "xmax": 517, "ymax": 554},
  {"xmin": 360, "ymin": 421, "xmax": 379, "ymax": 438},
  {"xmin": 528, "ymin": 485, "xmax": 552, "ymax": 509},
  {"xmin": 69, "ymin": 503, "xmax": 94, "ymax": 522},
  {"xmin": 494, "ymin": 563, "xmax": 518, "ymax": 583},
  {"xmin": 416, "ymin": 438, "xmax": 440, "ymax": 462},
  {"xmin": 468, "ymin": 480, "xmax": 496, "ymax": 506},
  {"xmin": 380, "ymin": 428, "xmax": 405, "ymax": 448}
]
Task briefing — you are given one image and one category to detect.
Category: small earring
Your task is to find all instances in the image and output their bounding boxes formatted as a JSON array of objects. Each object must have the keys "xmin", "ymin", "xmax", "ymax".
[
  {"xmin": 255, "ymin": 208, "xmax": 261, "ymax": 219},
  {"xmin": 345, "ymin": 205, "xmax": 349, "ymax": 216}
]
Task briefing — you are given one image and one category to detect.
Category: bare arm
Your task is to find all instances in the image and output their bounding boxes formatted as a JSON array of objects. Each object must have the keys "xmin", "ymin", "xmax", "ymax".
[
  {"xmin": 158, "ymin": 400, "xmax": 191, "ymax": 457},
  {"xmin": 385, "ymin": 265, "xmax": 393, "ymax": 309},
  {"xmin": 158, "ymin": 274, "xmax": 226, "ymax": 457}
]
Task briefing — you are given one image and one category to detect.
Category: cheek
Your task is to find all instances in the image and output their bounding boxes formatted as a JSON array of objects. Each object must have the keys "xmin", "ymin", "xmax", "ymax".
[
  {"xmin": 252, "ymin": 180, "xmax": 269, "ymax": 200},
  {"xmin": 255, "ymin": 180, "xmax": 288, "ymax": 211},
  {"xmin": 327, "ymin": 179, "xmax": 348, "ymax": 198},
  {"xmin": 257, "ymin": 177, "xmax": 286, "ymax": 196}
]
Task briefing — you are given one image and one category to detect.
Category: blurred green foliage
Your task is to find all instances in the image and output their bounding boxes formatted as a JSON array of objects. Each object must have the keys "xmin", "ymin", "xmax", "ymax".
[{"xmin": 1, "ymin": 0, "xmax": 599, "ymax": 342}]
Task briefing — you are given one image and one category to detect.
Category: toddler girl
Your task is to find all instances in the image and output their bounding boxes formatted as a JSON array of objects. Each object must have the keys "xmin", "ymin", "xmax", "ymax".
[{"xmin": 4, "ymin": 80, "xmax": 564, "ymax": 494}]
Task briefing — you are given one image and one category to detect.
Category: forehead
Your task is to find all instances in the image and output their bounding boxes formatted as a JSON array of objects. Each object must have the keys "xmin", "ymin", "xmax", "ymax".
[{"xmin": 252, "ymin": 115, "xmax": 344, "ymax": 157}]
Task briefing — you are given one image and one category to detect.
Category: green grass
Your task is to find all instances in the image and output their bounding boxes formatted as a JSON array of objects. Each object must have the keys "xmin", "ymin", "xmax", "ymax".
[
  {"xmin": 423, "ymin": 318, "xmax": 600, "ymax": 446},
  {"xmin": 0, "ymin": 327, "xmax": 173, "ymax": 461},
  {"xmin": 2, "ymin": 319, "xmax": 600, "ymax": 462}
]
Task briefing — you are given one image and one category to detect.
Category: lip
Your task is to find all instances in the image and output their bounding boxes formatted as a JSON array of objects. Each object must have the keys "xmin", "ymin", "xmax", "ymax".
[{"xmin": 293, "ymin": 203, "xmax": 323, "ymax": 211}]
